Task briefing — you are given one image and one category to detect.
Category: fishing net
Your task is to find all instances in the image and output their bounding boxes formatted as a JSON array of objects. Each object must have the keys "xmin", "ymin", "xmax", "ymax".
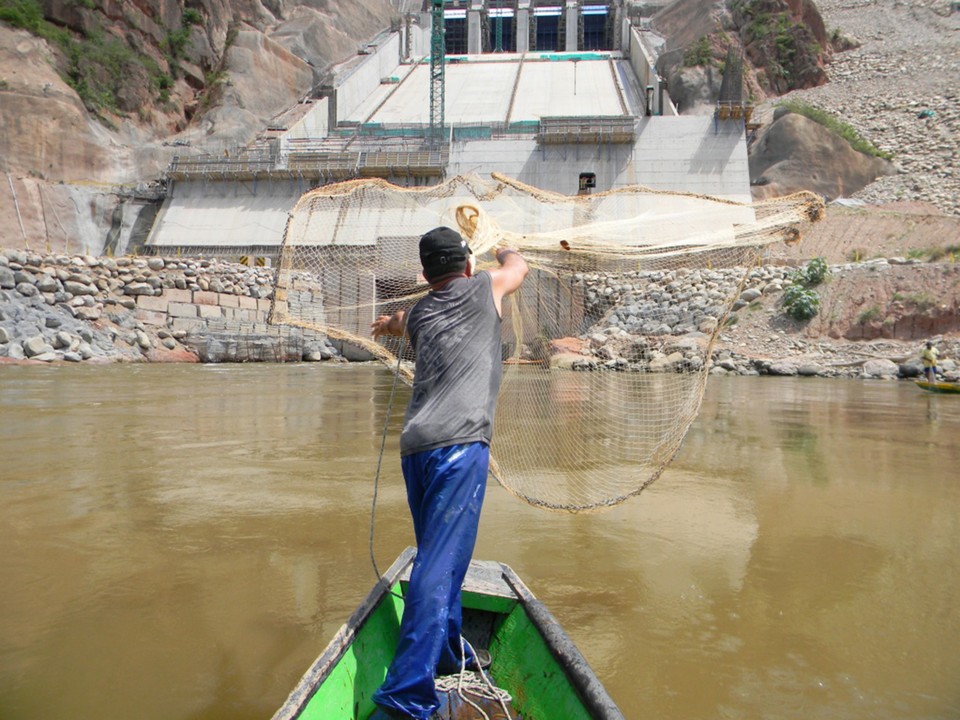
[{"xmin": 270, "ymin": 173, "xmax": 824, "ymax": 512}]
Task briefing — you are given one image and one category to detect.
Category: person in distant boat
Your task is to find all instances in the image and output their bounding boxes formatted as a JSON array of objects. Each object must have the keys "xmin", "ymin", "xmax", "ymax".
[
  {"xmin": 921, "ymin": 340, "xmax": 939, "ymax": 383},
  {"xmin": 369, "ymin": 227, "xmax": 528, "ymax": 720}
]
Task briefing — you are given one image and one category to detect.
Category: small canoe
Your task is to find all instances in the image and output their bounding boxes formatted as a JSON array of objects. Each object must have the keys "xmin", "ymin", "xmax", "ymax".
[
  {"xmin": 272, "ymin": 547, "xmax": 624, "ymax": 720},
  {"xmin": 916, "ymin": 379, "xmax": 960, "ymax": 394}
]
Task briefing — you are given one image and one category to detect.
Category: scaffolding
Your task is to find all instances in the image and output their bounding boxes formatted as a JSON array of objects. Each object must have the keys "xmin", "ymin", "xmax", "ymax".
[
  {"xmin": 537, "ymin": 115, "xmax": 636, "ymax": 144},
  {"xmin": 166, "ymin": 142, "xmax": 449, "ymax": 182}
]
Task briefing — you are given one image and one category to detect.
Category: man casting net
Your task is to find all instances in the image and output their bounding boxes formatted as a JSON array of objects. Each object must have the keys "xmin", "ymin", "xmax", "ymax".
[{"xmin": 270, "ymin": 172, "xmax": 824, "ymax": 512}]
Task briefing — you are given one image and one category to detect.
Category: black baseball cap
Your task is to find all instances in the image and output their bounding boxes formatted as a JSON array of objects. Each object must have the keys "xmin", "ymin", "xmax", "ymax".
[{"xmin": 419, "ymin": 226, "xmax": 472, "ymax": 279}]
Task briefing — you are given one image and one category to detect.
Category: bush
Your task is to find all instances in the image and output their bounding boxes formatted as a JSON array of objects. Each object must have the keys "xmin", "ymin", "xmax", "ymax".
[
  {"xmin": 683, "ymin": 36, "xmax": 713, "ymax": 67},
  {"xmin": 0, "ymin": 0, "xmax": 44, "ymax": 31},
  {"xmin": 790, "ymin": 256, "xmax": 829, "ymax": 288},
  {"xmin": 782, "ymin": 257, "xmax": 828, "ymax": 321},
  {"xmin": 782, "ymin": 285, "xmax": 820, "ymax": 320},
  {"xmin": 183, "ymin": 8, "xmax": 202, "ymax": 25},
  {"xmin": 801, "ymin": 256, "xmax": 829, "ymax": 286},
  {"xmin": 858, "ymin": 305, "xmax": 881, "ymax": 324},
  {"xmin": 1, "ymin": 0, "xmax": 185, "ymax": 113}
]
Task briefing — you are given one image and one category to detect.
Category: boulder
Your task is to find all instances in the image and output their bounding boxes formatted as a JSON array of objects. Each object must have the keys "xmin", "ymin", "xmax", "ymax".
[
  {"xmin": 750, "ymin": 113, "xmax": 894, "ymax": 201},
  {"xmin": 862, "ymin": 358, "xmax": 899, "ymax": 379},
  {"xmin": 767, "ymin": 361, "xmax": 799, "ymax": 376}
]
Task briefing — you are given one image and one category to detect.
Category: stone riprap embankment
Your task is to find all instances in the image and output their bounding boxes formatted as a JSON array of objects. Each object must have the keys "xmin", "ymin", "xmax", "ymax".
[
  {"xmin": 2, "ymin": 249, "xmax": 956, "ymax": 382},
  {"xmin": 778, "ymin": 0, "xmax": 960, "ymax": 215},
  {"xmin": 0, "ymin": 250, "xmax": 337, "ymax": 364},
  {"xmin": 569, "ymin": 260, "xmax": 960, "ymax": 380},
  {"xmin": 578, "ymin": 265, "xmax": 799, "ymax": 337}
]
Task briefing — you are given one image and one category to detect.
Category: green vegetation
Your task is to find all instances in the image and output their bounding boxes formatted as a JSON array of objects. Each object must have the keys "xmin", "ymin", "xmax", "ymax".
[
  {"xmin": 197, "ymin": 68, "xmax": 227, "ymax": 110},
  {"xmin": 858, "ymin": 305, "xmax": 881, "ymax": 324},
  {"xmin": 782, "ymin": 284, "xmax": 820, "ymax": 320},
  {"xmin": 67, "ymin": 30, "xmax": 145, "ymax": 113},
  {"xmin": 733, "ymin": 0, "xmax": 823, "ymax": 89},
  {"xmin": 893, "ymin": 291, "xmax": 936, "ymax": 310},
  {"xmin": 0, "ymin": 0, "xmax": 207, "ymax": 114},
  {"xmin": 794, "ymin": 256, "xmax": 829, "ymax": 287},
  {"xmin": 926, "ymin": 244, "xmax": 960, "ymax": 262},
  {"xmin": 905, "ymin": 245, "xmax": 960, "ymax": 262},
  {"xmin": 154, "ymin": 69, "xmax": 174, "ymax": 104},
  {"xmin": 0, "ymin": 0, "xmax": 66, "ymax": 41},
  {"xmin": 183, "ymin": 8, "xmax": 203, "ymax": 26},
  {"xmin": 847, "ymin": 247, "xmax": 866, "ymax": 262},
  {"xmin": 684, "ymin": 36, "xmax": 713, "ymax": 67},
  {"xmin": 782, "ymin": 257, "xmax": 828, "ymax": 321},
  {"xmin": 907, "ymin": 292, "xmax": 935, "ymax": 311},
  {"xmin": 776, "ymin": 99, "xmax": 894, "ymax": 160}
]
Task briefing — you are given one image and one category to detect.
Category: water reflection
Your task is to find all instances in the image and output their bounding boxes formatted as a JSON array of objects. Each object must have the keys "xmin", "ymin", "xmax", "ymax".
[{"xmin": 1, "ymin": 366, "xmax": 959, "ymax": 720}]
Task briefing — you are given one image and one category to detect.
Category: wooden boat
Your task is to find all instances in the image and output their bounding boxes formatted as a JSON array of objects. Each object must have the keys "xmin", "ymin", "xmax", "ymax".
[
  {"xmin": 916, "ymin": 379, "xmax": 960, "ymax": 394},
  {"xmin": 272, "ymin": 547, "xmax": 624, "ymax": 720}
]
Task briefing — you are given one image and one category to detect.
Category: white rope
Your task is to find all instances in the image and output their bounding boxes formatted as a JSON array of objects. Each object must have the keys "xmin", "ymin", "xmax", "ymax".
[
  {"xmin": 433, "ymin": 637, "xmax": 514, "ymax": 720},
  {"xmin": 369, "ymin": 332, "xmax": 407, "ymax": 600}
]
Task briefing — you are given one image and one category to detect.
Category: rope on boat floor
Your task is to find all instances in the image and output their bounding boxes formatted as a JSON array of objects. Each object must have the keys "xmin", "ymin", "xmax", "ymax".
[
  {"xmin": 433, "ymin": 637, "xmax": 514, "ymax": 720},
  {"xmin": 435, "ymin": 671, "xmax": 513, "ymax": 720}
]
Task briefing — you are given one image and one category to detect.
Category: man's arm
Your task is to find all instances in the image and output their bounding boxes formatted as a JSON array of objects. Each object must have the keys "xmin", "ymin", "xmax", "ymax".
[
  {"xmin": 489, "ymin": 248, "xmax": 529, "ymax": 316},
  {"xmin": 371, "ymin": 310, "xmax": 406, "ymax": 339}
]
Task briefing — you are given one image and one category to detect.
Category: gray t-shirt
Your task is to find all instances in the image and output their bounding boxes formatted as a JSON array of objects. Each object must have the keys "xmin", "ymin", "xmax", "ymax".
[{"xmin": 400, "ymin": 271, "xmax": 503, "ymax": 457}]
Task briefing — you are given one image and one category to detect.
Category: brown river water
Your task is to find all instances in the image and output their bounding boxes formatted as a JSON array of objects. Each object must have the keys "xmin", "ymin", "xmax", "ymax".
[{"xmin": 1, "ymin": 363, "xmax": 959, "ymax": 720}]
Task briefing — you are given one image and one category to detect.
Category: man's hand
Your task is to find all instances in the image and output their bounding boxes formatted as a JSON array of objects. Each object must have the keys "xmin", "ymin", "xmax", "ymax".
[
  {"xmin": 371, "ymin": 311, "xmax": 405, "ymax": 339},
  {"xmin": 371, "ymin": 315, "xmax": 392, "ymax": 338}
]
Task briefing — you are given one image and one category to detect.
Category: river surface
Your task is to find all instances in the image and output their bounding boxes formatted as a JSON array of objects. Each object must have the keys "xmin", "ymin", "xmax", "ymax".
[{"xmin": 1, "ymin": 363, "xmax": 959, "ymax": 720}]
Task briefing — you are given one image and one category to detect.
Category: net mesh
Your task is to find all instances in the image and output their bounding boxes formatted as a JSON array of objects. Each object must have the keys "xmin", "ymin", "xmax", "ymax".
[{"xmin": 270, "ymin": 173, "xmax": 824, "ymax": 512}]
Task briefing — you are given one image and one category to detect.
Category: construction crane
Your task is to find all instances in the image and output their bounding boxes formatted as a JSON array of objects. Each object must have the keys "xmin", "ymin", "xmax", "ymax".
[{"xmin": 429, "ymin": 0, "xmax": 445, "ymax": 144}]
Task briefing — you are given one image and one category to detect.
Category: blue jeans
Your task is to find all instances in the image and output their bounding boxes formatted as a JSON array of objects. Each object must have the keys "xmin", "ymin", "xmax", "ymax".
[{"xmin": 373, "ymin": 442, "xmax": 489, "ymax": 719}]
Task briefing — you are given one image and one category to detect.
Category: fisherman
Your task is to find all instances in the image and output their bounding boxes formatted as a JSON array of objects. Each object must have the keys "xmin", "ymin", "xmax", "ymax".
[
  {"xmin": 369, "ymin": 227, "xmax": 528, "ymax": 720},
  {"xmin": 921, "ymin": 340, "xmax": 939, "ymax": 383}
]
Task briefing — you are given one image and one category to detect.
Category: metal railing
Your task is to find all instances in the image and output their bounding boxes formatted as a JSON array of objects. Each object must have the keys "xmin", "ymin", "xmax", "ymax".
[{"xmin": 537, "ymin": 115, "xmax": 636, "ymax": 144}]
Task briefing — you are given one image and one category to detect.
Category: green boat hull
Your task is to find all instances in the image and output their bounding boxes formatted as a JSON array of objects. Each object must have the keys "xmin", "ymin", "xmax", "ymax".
[
  {"xmin": 916, "ymin": 380, "xmax": 960, "ymax": 394},
  {"xmin": 272, "ymin": 547, "xmax": 624, "ymax": 720}
]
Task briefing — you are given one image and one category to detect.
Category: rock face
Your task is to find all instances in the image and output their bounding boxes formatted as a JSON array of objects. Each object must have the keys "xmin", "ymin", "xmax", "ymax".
[
  {"xmin": 731, "ymin": 0, "xmax": 830, "ymax": 94},
  {"xmin": 653, "ymin": 0, "xmax": 830, "ymax": 111},
  {"xmin": 750, "ymin": 111, "xmax": 894, "ymax": 200},
  {"xmin": 0, "ymin": 1, "xmax": 399, "ymax": 253},
  {"xmin": 652, "ymin": 0, "xmax": 958, "ymax": 215},
  {"xmin": 779, "ymin": 0, "xmax": 960, "ymax": 215}
]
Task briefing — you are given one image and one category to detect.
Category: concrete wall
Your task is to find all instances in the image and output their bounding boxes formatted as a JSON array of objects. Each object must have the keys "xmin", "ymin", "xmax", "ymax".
[
  {"xmin": 132, "ymin": 286, "xmax": 341, "ymax": 362},
  {"xmin": 449, "ymin": 116, "xmax": 751, "ymax": 200},
  {"xmin": 283, "ymin": 97, "xmax": 329, "ymax": 140},
  {"xmin": 150, "ymin": 116, "xmax": 751, "ymax": 250},
  {"xmin": 135, "ymin": 287, "xmax": 273, "ymax": 336},
  {"xmin": 334, "ymin": 34, "xmax": 404, "ymax": 123},
  {"xmin": 408, "ymin": 15, "xmax": 432, "ymax": 57},
  {"xmin": 628, "ymin": 26, "xmax": 675, "ymax": 116},
  {"xmin": 148, "ymin": 180, "xmax": 307, "ymax": 250}
]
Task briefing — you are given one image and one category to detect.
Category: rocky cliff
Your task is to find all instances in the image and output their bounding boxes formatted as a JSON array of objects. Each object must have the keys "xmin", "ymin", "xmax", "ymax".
[
  {"xmin": 653, "ymin": 0, "xmax": 959, "ymax": 213},
  {"xmin": 0, "ymin": 0, "xmax": 398, "ymax": 254}
]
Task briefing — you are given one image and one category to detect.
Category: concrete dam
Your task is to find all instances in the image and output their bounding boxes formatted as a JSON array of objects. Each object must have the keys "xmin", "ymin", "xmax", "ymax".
[{"xmin": 145, "ymin": 0, "xmax": 755, "ymax": 262}]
